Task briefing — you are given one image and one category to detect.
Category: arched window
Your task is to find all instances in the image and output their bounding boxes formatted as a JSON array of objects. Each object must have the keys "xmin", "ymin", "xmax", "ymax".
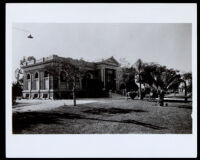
[
  {"xmin": 35, "ymin": 72, "xmax": 38, "ymax": 79},
  {"xmin": 27, "ymin": 73, "xmax": 31, "ymax": 90},
  {"xmin": 34, "ymin": 72, "xmax": 39, "ymax": 90},
  {"xmin": 27, "ymin": 73, "xmax": 30, "ymax": 79},
  {"xmin": 44, "ymin": 71, "xmax": 48, "ymax": 77},
  {"xmin": 60, "ymin": 71, "xmax": 66, "ymax": 82},
  {"xmin": 89, "ymin": 73, "xmax": 94, "ymax": 79},
  {"xmin": 86, "ymin": 73, "xmax": 93, "ymax": 79}
]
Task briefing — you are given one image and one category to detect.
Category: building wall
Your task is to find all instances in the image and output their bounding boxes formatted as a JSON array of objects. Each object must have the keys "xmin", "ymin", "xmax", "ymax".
[{"xmin": 21, "ymin": 55, "xmax": 120, "ymax": 99}]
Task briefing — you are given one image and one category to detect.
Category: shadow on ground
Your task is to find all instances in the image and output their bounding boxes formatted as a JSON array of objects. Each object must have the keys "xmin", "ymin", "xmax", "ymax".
[
  {"xmin": 13, "ymin": 109, "xmax": 166, "ymax": 134},
  {"xmin": 82, "ymin": 107, "xmax": 147, "ymax": 115},
  {"xmin": 13, "ymin": 112, "xmax": 84, "ymax": 133}
]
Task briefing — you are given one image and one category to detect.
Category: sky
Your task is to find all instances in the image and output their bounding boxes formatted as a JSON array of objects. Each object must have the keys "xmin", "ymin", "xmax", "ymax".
[{"xmin": 12, "ymin": 23, "xmax": 192, "ymax": 81}]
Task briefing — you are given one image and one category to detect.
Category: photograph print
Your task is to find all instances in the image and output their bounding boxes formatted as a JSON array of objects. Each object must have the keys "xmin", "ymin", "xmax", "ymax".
[{"xmin": 12, "ymin": 23, "xmax": 192, "ymax": 134}]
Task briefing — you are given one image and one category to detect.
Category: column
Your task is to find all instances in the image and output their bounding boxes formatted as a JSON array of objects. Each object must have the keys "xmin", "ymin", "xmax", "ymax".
[
  {"xmin": 23, "ymin": 75, "xmax": 26, "ymax": 98},
  {"xmin": 101, "ymin": 69, "xmax": 104, "ymax": 82},
  {"xmin": 23, "ymin": 75, "xmax": 26, "ymax": 90},
  {"xmin": 49, "ymin": 75, "xmax": 53, "ymax": 99},
  {"xmin": 30, "ymin": 74, "xmax": 32, "ymax": 99},
  {"xmin": 101, "ymin": 68, "xmax": 105, "ymax": 88},
  {"xmin": 30, "ymin": 74, "xmax": 32, "ymax": 90},
  {"xmin": 38, "ymin": 71, "xmax": 40, "ymax": 98},
  {"xmin": 48, "ymin": 75, "xmax": 50, "ymax": 99},
  {"xmin": 51, "ymin": 76, "xmax": 54, "ymax": 99}
]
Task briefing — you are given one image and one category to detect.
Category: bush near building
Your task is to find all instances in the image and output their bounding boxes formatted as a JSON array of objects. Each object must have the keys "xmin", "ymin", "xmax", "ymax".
[{"xmin": 12, "ymin": 82, "xmax": 23, "ymax": 105}]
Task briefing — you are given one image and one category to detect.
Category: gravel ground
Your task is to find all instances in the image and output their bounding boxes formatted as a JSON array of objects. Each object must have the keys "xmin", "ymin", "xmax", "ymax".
[{"xmin": 13, "ymin": 97, "xmax": 192, "ymax": 134}]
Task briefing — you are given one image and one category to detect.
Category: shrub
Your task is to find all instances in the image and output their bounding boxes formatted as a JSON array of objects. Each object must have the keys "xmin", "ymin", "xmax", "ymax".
[
  {"xmin": 119, "ymin": 83, "xmax": 126, "ymax": 90},
  {"xmin": 12, "ymin": 82, "xmax": 23, "ymax": 105},
  {"xmin": 144, "ymin": 87, "xmax": 151, "ymax": 94},
  {"xmin": 129, "ymin": 91, "xmax": 137, "ymax": 100}
]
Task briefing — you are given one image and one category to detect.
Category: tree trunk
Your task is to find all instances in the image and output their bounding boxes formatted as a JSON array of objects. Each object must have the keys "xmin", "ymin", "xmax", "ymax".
[
  {"xmin": 184, "ymin": 81, "xmax": 187, "ymax": 103},
  {"xmin": 73, "ymin": 87, "xmax": 76, "ymax": 106},
  {"xmin": 139, "ymin": 82, "xmax": 142, "ymax": 100}
]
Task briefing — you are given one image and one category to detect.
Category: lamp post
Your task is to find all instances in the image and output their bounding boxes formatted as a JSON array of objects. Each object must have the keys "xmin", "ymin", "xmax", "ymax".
[
  {"xmin": 13, "ymin": 27, "xmax": 34, "ymax": 99},
  {"xmin": 13, "ymin": 27, "xmax": 34, "ymax": 39}
]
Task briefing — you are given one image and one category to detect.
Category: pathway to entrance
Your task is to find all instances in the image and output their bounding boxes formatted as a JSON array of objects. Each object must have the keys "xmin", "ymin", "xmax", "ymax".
[
  {"xmin": 13, "ymin": 99, "xmax": 98, "ymax": 112},
  {"xmin": 13, "ymin": 93, "xmax": 127, "ymax": 113}
]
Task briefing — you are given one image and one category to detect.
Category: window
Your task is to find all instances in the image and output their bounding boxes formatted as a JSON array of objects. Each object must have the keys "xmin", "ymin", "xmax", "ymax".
[
  {"xmin": 27, "ymin": 74, "xmax": 31, "ymax": 90},
  {"xmin": 33, "ymin": 72, "xmax": 39, "ymax": 90},
  {"xmin": 60, "ymin": 71, "xmax": 66, "ymax": 82},
  {"xmin": 44, "ymin": 71, "xmax": 48, "ymax": 77},
  {"xmin": 44, "ymin": 71, "xmax": 49, "ymax": 90},
  {"xmin": 35, "ymin": 72, "xmax": 38, "ymax": 78},
  {"xmin": 25, "ymin": 94, "xmax": 29, "ymax": 98},
  {"xmin": 33, "ymin": 94, "xmax": 38, "ymax": 99},
  {"xmin": 43, "ymin": 94, "xmax": 48, "ymax": 98},
  {"xmin": 89, "ymin": 73, "xmax": 94, "ymax": 79},
  {"xmin": 27, "ymin": 74, "xmax": 30, "ymax": 79}
]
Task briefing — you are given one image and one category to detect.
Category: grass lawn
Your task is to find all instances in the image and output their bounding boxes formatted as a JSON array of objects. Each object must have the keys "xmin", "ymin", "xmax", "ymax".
[{"xmin": 13, "ymin": 99, "xmax": 192, "ymax": 134}]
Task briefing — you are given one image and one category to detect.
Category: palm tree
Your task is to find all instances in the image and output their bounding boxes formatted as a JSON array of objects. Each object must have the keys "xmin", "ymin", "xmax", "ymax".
[
  {"xmin": 139, "ymin": 62, "xmax": 183, "ymax": 99},
  {"xmin": 134, "ymin": 59, "xmax": 144, "ymax": 99},
  {"xmin": 167, "ymin": 76, "xmax": 188, "ymax": 102}
]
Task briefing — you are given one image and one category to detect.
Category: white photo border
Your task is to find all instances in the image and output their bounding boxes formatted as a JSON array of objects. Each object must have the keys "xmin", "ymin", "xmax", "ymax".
[{"xmin": 6, "ymin": 3, "xmax": 197, "ymax": 158}]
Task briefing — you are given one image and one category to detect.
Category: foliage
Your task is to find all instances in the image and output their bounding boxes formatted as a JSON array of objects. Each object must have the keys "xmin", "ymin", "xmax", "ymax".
[
  {"xmin": 133, "ymin": 59, "xmax": 145, "ymax": 99},
  {"xmin": 182, "ymin": 72, "xmax": 192, "ymax": 93},
  {"xmin": 119, "ymin": 67, "xmax": 138, "ymax": 91},
  {"xmin": 45, "ymin": 61, "xmax": 86, "ymax": 86},
  {"xmin": 44, "ymin": 60, "xmax": 87, "ymax": 105},
  {"xmin": 129, "ymin": 91, "xmax": 137, "ymax": 100},
  {"xmin": 118, "ymin": 58, "xmax": 187, "ymax": 98},
  {"xmin": 182, "ymin": 72, "xmax": 192, "ymax": 80},
  {"xmin": 144, "ymin": 87, "xmax": 151, "ymax": 94},
  {"xmin": 125, "ymin": 74, "xmax": 138, "ymax": 91},
  {"xmin": 12, "ymin": 82, "xmax": 23, "ymax": 105},
  {"xmin": 134, "ymin": 59, "xmax": 144, "ymax": 74},
  {"xmin": 119, "ymin": 83, "xmax": 126, "ymax": 90},
  {"xmin": 139, "ymin": 62, "xmax": 181, "ymax": 92}
]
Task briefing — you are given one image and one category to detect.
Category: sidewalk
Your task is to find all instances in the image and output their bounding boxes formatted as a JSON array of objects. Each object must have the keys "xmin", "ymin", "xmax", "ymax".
[{"xmin": 13, "ymin": 99, "xmax": 98, "ymax": 113}]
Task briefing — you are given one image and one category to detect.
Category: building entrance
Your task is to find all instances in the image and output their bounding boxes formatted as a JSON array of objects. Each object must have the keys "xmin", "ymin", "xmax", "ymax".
[{"xmin": 105, "ymin": 68, "xmax": 116, "ymax": 91}]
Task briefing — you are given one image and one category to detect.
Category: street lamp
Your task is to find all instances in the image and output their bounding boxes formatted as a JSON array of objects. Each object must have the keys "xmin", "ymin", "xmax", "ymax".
[
  {"xmin": 13, "ymin": 27, "xmax": 34, "ymax": 39},
  {"xmin": 27, "ymin": 34, "xmax": 34, "ymax": 39}
]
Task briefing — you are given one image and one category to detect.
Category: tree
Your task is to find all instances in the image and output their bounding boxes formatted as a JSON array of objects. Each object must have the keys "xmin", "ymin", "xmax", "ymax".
[
  {"xmin": 137, "ymin": 62, "xmax": 182, "ymax": 101},
  {"xmin": 134, "ymin": 59, "xmax": 144, "ymax": 99},
  {"xmin": 120, "ymin": 67, "xmax": 138, "ymax": 91},
  {"xmin": 44, "ymin": 60, "xmax": 86, "ymax": 106},
  {"xmin": 182, "ymin": 72, "xmax": 192, "ymax": 93},
  {"xmin": 12, "ymin": 81, "xmax": 23, "ymax": 105}
]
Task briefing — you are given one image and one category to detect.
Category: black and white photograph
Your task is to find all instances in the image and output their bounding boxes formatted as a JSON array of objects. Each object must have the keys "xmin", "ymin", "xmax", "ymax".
[
  {"xmin": 6, "ymin": 3, "xmax": 197, "ymax": 158},
  {"xmin": 12, "ymin": 23, "xmax": 193, "ymax": 134}
]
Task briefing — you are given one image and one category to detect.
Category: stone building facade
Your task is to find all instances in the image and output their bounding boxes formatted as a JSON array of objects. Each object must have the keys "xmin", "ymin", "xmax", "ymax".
[{"xmin": 20, "ymin": 55, "xmax": 120, "ymax": 99}]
